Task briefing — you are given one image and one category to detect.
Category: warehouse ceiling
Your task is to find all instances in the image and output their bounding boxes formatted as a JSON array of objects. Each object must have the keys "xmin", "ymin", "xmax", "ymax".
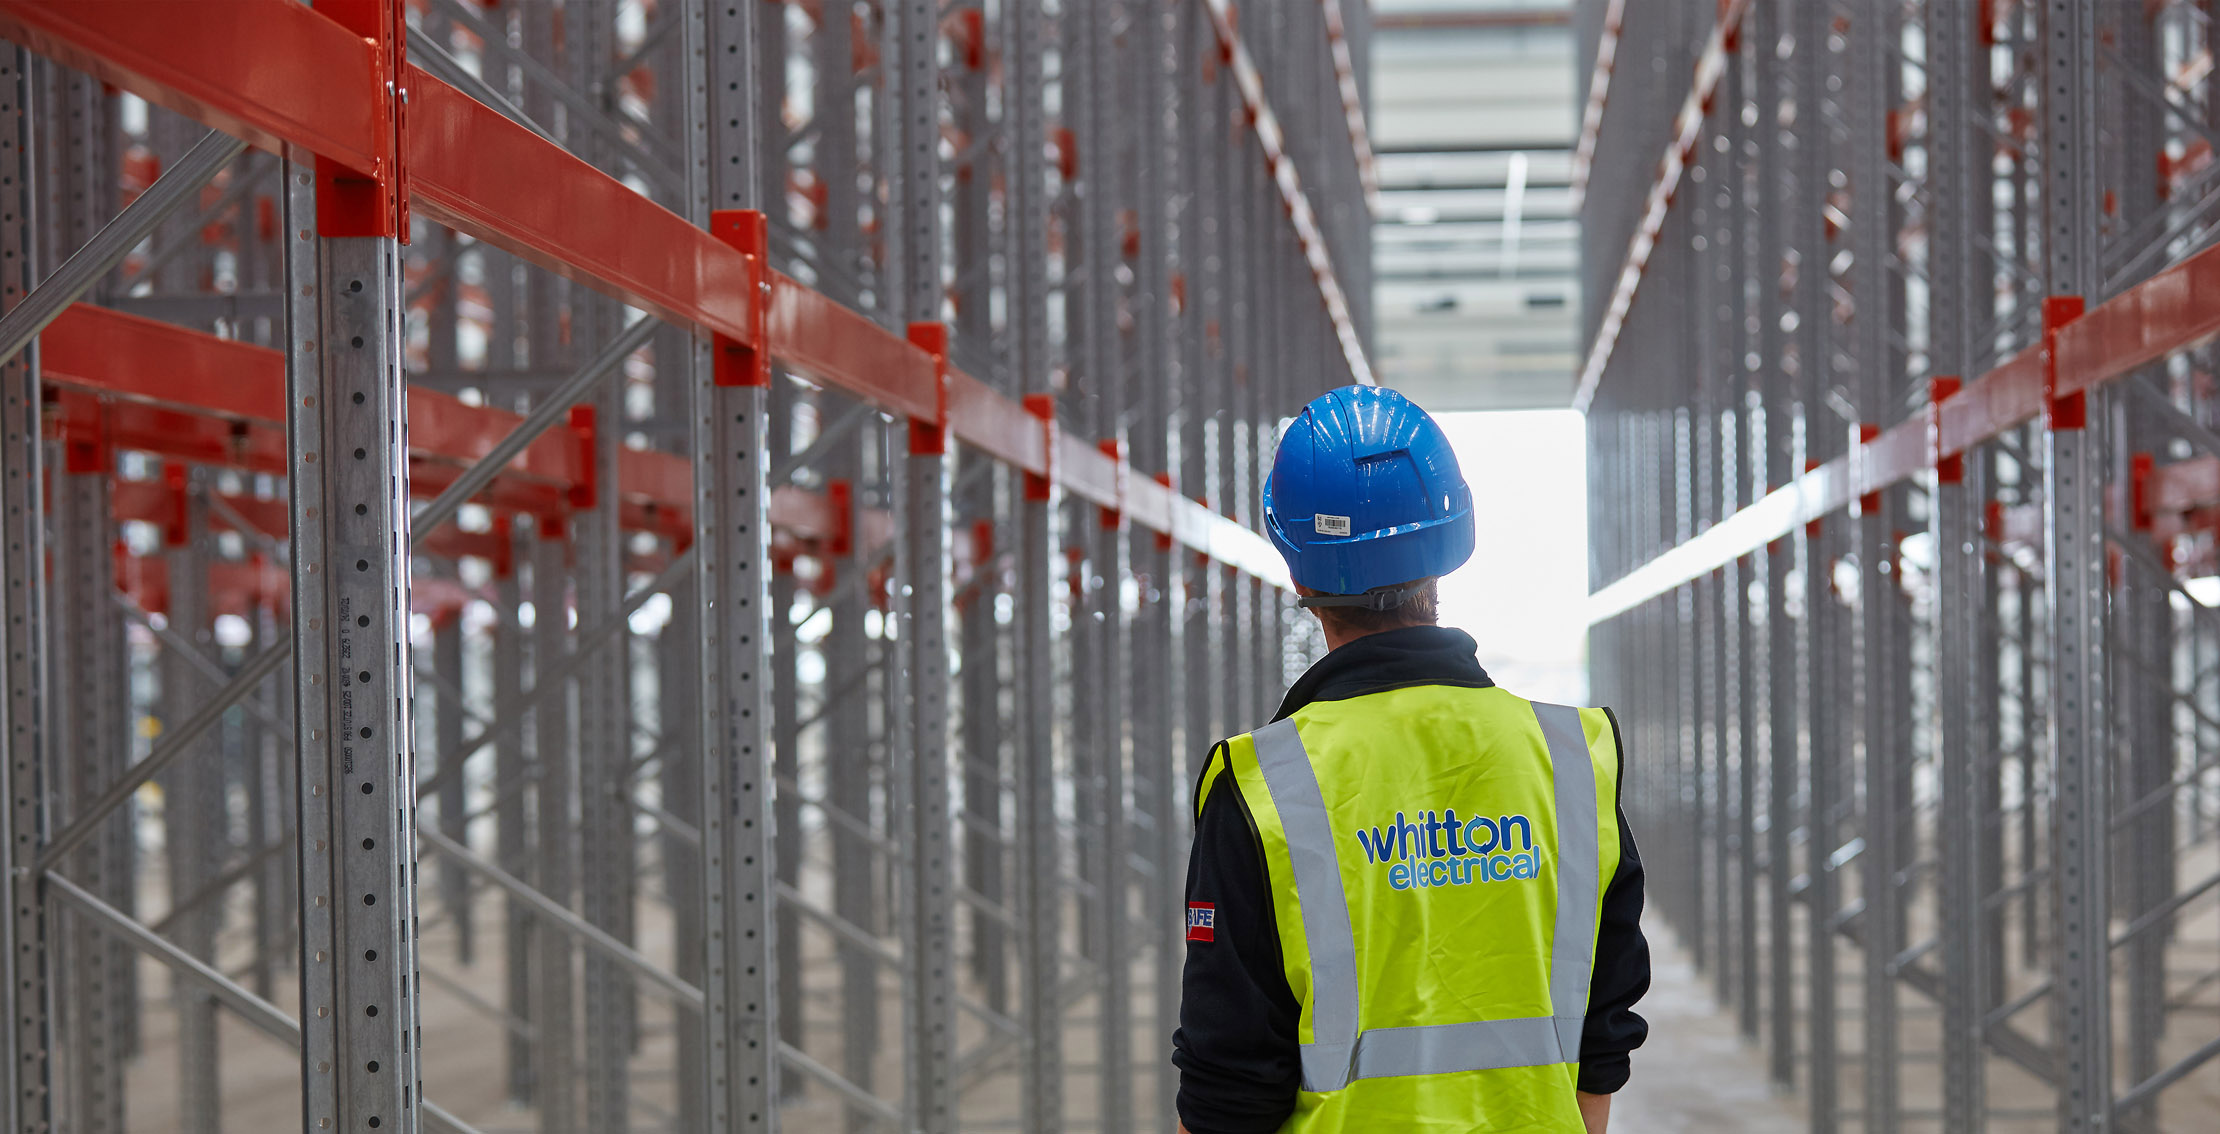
[{"xmin": 1368, "ymin": 0, "xmax": 1578, "ymax": 411}]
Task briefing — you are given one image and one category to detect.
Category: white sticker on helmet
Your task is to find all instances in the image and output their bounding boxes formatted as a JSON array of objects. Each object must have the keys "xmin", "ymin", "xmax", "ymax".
[{"xmin": 1314, "ymin": 513, "xmax": 1352, "ymax": 536}]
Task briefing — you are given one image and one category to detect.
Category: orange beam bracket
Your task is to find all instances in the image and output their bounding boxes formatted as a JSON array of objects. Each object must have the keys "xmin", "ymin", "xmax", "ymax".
[
  {"xmin": 314, "ymin": 0, "xmax": 408, "ymax": 240},
  {"xmin": 2044, "ymin": 295, "xmax": 2089, "ymax": 430},
  {"xmin": 711, "ymin": 209, "xmax": 771, "ymax": 387},
  {"xmin": 906, "ymin": 321, "xmax": 950, "ymax": 456},
  {"xmin": 1930, "ymin": 378, "xmax": 1963, "ymax": 485}
]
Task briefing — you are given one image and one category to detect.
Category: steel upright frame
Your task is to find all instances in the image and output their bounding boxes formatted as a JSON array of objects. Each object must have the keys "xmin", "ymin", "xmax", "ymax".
[
  {"xmin": 0, "ymin": 1, "xmax": 1371, "ymax": 1130},
  {"xmin": 1584, "ymin": 2, "xmax": 2220, "ymax": 1131}
]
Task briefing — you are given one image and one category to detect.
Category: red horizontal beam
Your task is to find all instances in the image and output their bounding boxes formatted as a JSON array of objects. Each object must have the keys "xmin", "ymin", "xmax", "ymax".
[
  {"xmin": 408, "ymin": 69, "xmax": 754, "ymax": 342},
  {"xmin": 764, "ymin": 270, "xmax": 939, "ymax": 424},
  {"xmin": 42, "ymin": 303, "xmax": 681, "ymax": 533},
  {"xmin": 7, "ymin": 0, "xmax": 1289, "ymax": 587},
  {"xmin": 116, "ymin": 555, "xmax": 293, "ymax": 622},
  {"xmin": 0, "ymin": 0, "xmax": 381, "ymax": 175},
  {"xmin": 1319, "ymin": 0, "xmax": 1381, "ymax": 207},
  {"xmin": 1202, "ymin": 0, "xmax": 1375, "ymax": 389},
  {"xmin": 1569, "ymin": 0, "xmax": 1626, "ymax": 202},
  {"xmin": 1572, "ymin": 0, "xmax": 1751, "ymax": 413},
  {"xmin": 1589, "ymin": 233, "xmax": 2220, "ymax": 622}
]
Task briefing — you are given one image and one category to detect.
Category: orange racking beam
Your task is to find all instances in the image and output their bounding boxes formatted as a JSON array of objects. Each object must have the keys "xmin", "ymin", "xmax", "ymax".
[
  {"xmin": 1318, "ymin": 0, "xmax": 1381, "ymax": 209},
  {"xmin": 1568, "ymin": 0, "xmax": 1626, "ymax": 205},
  {"xmin": 0, "ymin": 0, "xmax": 1291, "ymax": 586},
  {"xmin": 1201, "ymin": 0, "xmax": 1375, "ymax": 389},
  {"xmin": 1571, "ymin": 0, "xmax": 1751, "ymax": 413},
  {"xmin": 1589, "ymin": 229, "xmax": 2220, "ymax": 622},
  {"xmin": 63, "ymin": 305, "xmax": 882, "ymax": 564}
]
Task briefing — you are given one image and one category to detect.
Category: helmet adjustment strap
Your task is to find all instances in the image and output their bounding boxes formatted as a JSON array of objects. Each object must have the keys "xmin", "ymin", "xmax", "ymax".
[{"xmin": 1295, "ymin": 579, "xmax": 1433, "ymax": 612}]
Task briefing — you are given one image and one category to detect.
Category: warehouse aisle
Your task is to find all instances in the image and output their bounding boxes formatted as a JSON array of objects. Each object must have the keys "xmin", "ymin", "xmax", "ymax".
[{"xmin": 1615, "ymin": 936, "xmax": 1807, "ymax": 1134}]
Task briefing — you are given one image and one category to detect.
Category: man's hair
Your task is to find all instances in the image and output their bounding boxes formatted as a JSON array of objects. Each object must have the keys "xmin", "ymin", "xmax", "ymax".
[{"xmin": 1311, "ymin": 579, "xmax": 1440, "ymax": 637}]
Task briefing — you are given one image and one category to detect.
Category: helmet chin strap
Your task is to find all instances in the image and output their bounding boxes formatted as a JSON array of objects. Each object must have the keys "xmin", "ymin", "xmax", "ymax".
[{"xmin": 1295, "ymin": 578, "xmax": 1433, "ymax": 612}]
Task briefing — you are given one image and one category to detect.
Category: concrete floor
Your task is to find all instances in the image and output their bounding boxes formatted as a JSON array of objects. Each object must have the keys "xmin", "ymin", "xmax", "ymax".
[{"xmin": 1612, "ymin": 932, "xmax": 1809, "ymax": 1134}]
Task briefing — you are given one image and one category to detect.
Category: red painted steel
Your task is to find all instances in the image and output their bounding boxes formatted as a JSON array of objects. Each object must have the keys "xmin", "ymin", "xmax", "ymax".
[
  {"xmin": 117, "ymin": 555, "xmax": 293, "ymax": 620},
  {"xmin": 1572, "ymin": 0, "xmax": 1752, "ymax": 413},
  {"xmin": 4, "ymin": 0, "xmax": 1289, "ymax": 587},
  {"xmin": 0, "ymin": 0, "xmax": 383, "ymax": 173},
  {"xmin": 1201, "ymin": 0, "xmax": 1376, "ymax": 389},
  {"xmin": 1318, "ymin": 0, "xmax": 1380, "ymax": 207},
  {"xmin": 765, "ymin": 269, "xmax": 939, "ymax": 423},
  {"xmin": 412, "ymin": 72, "xmax": 755, "ymax": 342},
  {"xmin": 1590, "ymin": 231, "xmax": 2220, "ymax": 622},
  {"xmin": 950, "ymin": 371, "xmax": 1048, "ymax": 476},
  {"xmin": 1569, "ymin": 0, "xmax": 1627, "ymax": 203}
]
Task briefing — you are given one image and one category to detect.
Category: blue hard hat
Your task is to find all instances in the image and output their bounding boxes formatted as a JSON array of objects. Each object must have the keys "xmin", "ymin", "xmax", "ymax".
[{"xmin": 1263, "ymin": 385, "xmax": 1475, "ymax": 597}]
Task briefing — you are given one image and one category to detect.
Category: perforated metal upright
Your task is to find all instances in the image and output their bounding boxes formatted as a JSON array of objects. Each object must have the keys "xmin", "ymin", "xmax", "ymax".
[
  {"xmin": 286, "ymin": 143, "xmax": 425, "ymax": 1134},
  {"xmin": 0, "ymin": 42, "xmax": 49, "ymax": 1134},
  {"xmin": 1585, "ymin": 2, "xmax": 2220, "ymax": 1132},
  {"xmin": 0, "ymin": 3, "xmax": 1375, "ymax": 1131}
]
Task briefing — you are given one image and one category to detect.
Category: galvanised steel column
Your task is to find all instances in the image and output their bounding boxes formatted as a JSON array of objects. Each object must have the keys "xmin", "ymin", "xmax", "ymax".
[
  {"xmin": 530, "ymin": 522, "xmax": 579, "ymax": 1134},
  {"xmin": 1077, "ymin": 1, "xmax": 1133, "ymax": 1126},
  {"xmin": 1927, "ymin": 3, "xmax": 1987, "ymax": 1129},
  {"xmin": 1132, "ymin": 4, "xmax": 1183, "ymax": 1123},
  {"xmin": 1745, "ymin": 6, "xmax": 1801, "ymax": 1083},
  {"xmin": 767, "ymin": 387, "xmax": 806, "ymax": 1092},
  {"xmin": 817, "ymin": 0, "xmax": 863, "ymax": 299},
  {"xmin": 2105, "ymin": 13, "xmax": 2168, "ymax": 1116},
  {"xmin": 1687, "ymin": 125, "xmax": 1720, "ymax": 991},
  {"xmin": 952, "ymin": 0, "xmax": 1007, "ymax": 1023},
  {"xmin": 1845, "ymin": 4, "xmax": 1900, "ymax": 1127},
  {"xmin": 433, "ymin": 605, "xmax": 472, "ymax": 966},
  {"xmin": 689, "ymin": 0, "xmax": 778, "ymax": 1124},
  {"xmin": 664, "ymin": 568, "xmax": 708, "ymax": 1134},
  {"xmin": 246, "ymin": 600, "xmax": 286, "ymax": 1006},
  {"xmin": 1177, "ymin": 14, "xmax": 1223, "ymax": 1124},
  {"xmin": 52, "ymin": 458, "xmax": 125, "ymax": 1134},
  {"xmin": 1005, "ymin": 0, "xmax": 1065, "ymax": 1123},
  {"xmin": 564, "ymin": 11, "xmax": 638, "ymax": 1122},
  {"xmin": 891, "ymin": 0, "xmax": 956, "ymax": 1125},
  {"xmin": 492, "ymin": 530, "xmax": 535, "ymax": 1107},
  {"xmin": 1218, "ymin": 49, "xmax": 1251, "ymax": 740},
  {"xmin": 515, "ymin": 20, "xmax": 579, "ymax": 1117},
  {"xmin": 575, "ymin": 357, "xmax": 633, "ymax": 1134},
  {"xmin": 161, "ymin": 469, "xmax": 221, "ymax": 1134},
  {"xmin": 2039, "ymin": 4, "xmax": 2111, "ymax": 1131},
  {"xmin": 1788, "ymin": 1, "xmax": 1840, "ymax": 1125},
  {"xmin": 285, "ymin": 149, "xmax": 425, "ymax": 1134},
  {"xmin": 1716, "ymin": 28, "xmax": 1762, "ymax": 1036},
  {"xmin": 0, "ymin": 44, "xmax": 47, "ymax": 1132},
  {"xmin": 814, "ymin": 9, "xmax": 884, "ymax": 1116}
]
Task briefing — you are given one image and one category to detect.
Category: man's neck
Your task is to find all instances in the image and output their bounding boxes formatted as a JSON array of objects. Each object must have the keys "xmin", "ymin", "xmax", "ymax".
[{"xmin": 1319, "ymin": 620, "xmax": 1426, "ymax": 653}]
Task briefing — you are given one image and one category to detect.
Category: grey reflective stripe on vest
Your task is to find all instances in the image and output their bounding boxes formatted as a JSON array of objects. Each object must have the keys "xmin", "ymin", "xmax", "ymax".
[
  {"xmin": 1534, "ymin": 701, "xmax": 1602, "ymax": 1063},
  {"xmin": 1250, "ymin": 719, "xmax": 1363, "ymax": 1091},
  {"xmin": 1252, "ymin": 702, "xmax": 1601, "ymax": 1091}
]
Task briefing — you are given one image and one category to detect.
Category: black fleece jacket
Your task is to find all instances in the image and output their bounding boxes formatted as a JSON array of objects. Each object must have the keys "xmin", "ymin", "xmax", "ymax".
[{"xmin": 1170, "ymin": 626, "xmax": 1652, "ymax": 1134}]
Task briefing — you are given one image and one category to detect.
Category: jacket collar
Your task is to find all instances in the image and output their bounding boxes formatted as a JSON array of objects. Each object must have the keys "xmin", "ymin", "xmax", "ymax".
[{"xmin": 1271, "ymin": 625, "xmax": 1494, "ymax": 722}]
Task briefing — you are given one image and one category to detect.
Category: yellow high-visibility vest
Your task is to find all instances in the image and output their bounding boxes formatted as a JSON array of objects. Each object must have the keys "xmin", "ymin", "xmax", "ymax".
[{"xmin": 1198, "ymin": 684, "xmax": 1623, "ymax": 1133}]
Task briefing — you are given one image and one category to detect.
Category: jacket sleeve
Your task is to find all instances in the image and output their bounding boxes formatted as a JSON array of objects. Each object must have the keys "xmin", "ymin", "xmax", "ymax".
[
  {"xmin": 1171, "ymin": 760, "xmax": 1302, "ymax": 1134},
  {"xmin": 1578, "ymin": 711, "xmax": 1651, "ymax": 1093}
]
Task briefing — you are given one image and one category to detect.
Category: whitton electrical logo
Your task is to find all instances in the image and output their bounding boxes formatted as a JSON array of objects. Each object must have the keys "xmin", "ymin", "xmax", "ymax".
[{"xmin": 1352, "ymin": 810, "xmax": 1542, "ymax": 891}]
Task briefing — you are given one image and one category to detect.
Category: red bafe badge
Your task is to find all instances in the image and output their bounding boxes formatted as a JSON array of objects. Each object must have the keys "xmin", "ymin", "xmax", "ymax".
[{"xmin": 1186, "ymin": 902, "xmax": 1216, "ymax": 943}]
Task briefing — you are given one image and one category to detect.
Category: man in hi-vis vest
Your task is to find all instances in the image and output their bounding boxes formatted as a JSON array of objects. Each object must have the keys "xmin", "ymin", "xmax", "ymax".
[{"xmin": 1173, "ymin": 386, "xmax": 1651, "ymax": 1134}]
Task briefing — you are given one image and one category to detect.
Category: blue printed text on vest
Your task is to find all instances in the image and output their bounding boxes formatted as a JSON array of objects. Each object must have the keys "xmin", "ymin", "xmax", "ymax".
[{"xmin": 1350, "ymin": 809, "xmax": 1543, "ymax": 891}]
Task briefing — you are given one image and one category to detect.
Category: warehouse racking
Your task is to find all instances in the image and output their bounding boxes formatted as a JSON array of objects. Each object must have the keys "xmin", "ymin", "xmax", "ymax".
[
  {"xmin": 1581, "ymin": 1, "xmax": 2220, "ymax": 1131},
  {"xmin": 0, "ymin": 1, "xmax": 1378, "ymax": 1130}
]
